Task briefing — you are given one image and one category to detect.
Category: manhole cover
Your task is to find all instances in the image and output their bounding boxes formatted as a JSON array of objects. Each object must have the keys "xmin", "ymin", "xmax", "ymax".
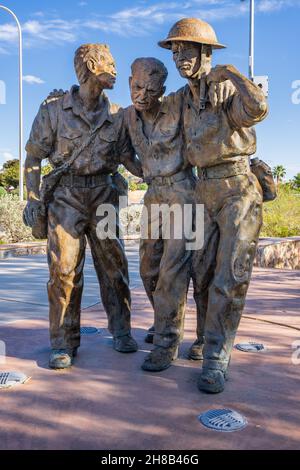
[
  {"xmin": 199, "ymin": 409, "xmax": 247, "ymax": 432},
  {"xmin": 80, "ymin": 326, "xmax": 100, "ymax": 335},
  {"xmin": 0, "ymin": 372, "xmax": 29, "ymax": 389},
  {"xmin": 235, "ymin": 342, "xmax": 266, "ymax": 352}
]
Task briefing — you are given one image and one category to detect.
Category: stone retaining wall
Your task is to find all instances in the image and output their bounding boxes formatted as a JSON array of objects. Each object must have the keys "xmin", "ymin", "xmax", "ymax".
[
  {"xmin": 1, "ymin": 237, "xmax": 300, "ymax": 270},
  {"xmin": 254, "ymin": 237, "xmax": 300, "ymax": 270}
]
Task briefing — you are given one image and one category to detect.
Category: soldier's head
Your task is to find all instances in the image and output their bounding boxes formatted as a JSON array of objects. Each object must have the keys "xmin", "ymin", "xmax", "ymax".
[
  {"xmin": 129, "ymin": 57, "xmax": 168, "ymax": 112},
  {"xmin": 158, "ymin": 18, "xmax": 225, "ymax": 79},
  {"xmin": 171, "ymin": 42, "xmax": 212, "ymax": 79},
  {"xmin": 74, "ymin": 43, "xmax": 116, "ymax": 90}
]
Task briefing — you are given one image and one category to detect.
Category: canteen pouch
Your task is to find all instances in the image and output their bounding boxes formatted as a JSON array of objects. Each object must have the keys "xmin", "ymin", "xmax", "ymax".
[{"xmin": 250, "ymin": 157, "xmax": 277, "ymax": 202}]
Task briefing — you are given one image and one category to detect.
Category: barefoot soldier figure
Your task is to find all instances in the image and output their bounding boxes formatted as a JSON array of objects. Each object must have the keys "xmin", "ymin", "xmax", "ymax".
[{"xmin": 125, "ymin": 58, "xmax": 196, "ymax": 371}]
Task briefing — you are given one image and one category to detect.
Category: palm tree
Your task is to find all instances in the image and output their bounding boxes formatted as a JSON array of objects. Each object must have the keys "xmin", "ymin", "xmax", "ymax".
[
  {"xmin": 292, "ymin": 173, "xmax": 300, "ymax": 190},
  {"xmin": 272, "ymin": 165, "xmax": 286, "ymax": 185}
]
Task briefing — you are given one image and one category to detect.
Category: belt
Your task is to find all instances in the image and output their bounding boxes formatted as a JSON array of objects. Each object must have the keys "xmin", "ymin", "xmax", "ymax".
[
  {"xmin": 145, "ymin": 169, "xmax": 193, "ymax": 186},
  {"xmin": 197, "ymin": 158, "xmax": 250, "ymax": 180},
  {"xmin": 59, "ymin": 173, "xmax": 112, "ymax": 188}
]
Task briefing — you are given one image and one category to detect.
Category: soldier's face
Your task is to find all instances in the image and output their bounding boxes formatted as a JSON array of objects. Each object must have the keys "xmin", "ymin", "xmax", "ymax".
[
  {"xmin": 130, "ymin": 71, "xmax": 165, "ymax": 112},
  {"xmin": 92, "ymin": 50, "xmax": 117, "ymax": 89},
  {"xmin": 171, "ymin": 41, "xmax": 201, "ymax": 79}
]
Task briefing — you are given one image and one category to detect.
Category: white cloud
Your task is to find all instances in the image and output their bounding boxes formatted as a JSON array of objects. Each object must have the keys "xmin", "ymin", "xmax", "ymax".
[
  {"xmin": 0, "ymin": 0, "xmax": 299, "ymax": 48},
  {"xmin": 0, "ymin": 19, "xmax": 78, "ymax": 49},
  {"xmin": 23, "ymin": 75, "xmax": 45, "ymax": 85},
  {"xmin": 0, "ymin": 150, "xmax": 14, "ymax": 168},
  {"xmin": 258, "ymin": 0, "xmax": 300, "ymax": 13}
]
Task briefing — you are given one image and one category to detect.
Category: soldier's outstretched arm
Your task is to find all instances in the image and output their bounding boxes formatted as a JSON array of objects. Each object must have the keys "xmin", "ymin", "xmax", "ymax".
[
  {"xmin": 120, "ymin": 151, "xmax": 143, "ymax": 178},
  {"xmin": 207, "ymin": 64, "xmax": 268, "ymax": 127},
  {"xmin": 117, "ymin": 108, "xmax": 143, "ymax": 178}
]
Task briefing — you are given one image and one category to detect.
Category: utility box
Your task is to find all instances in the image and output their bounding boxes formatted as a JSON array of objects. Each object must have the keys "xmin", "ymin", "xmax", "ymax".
[{"xmin": 253, "ymin": 75, "xmax": 269, "ymax": 98}]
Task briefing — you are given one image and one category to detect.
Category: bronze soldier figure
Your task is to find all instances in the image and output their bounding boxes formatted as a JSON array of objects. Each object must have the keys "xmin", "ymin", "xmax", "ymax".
[
  {"xmin": 24, "ymin": 44, "xmax": 142, "ymax": 369},
  {"xmin": 124, "ymin": 58, "xmax": 196, "ymax": 371},
  {"xmin": 159, "ymin": 18, "xmax": 268, "ymax": 392}
]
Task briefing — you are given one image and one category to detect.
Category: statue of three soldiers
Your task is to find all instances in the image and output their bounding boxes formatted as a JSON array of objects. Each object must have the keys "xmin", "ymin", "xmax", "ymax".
[{"xmin": 23, "ymin": 18, "xmax": 268, "ymax": 394}]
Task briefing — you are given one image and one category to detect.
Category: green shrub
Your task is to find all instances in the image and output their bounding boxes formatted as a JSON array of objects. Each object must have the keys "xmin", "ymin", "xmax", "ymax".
[
  {"xmin": 261, "ymin": 186, "xmax": 300, "ymax": 237},
  {"xmin": 0, "ymin": 194, "xmax": 34, "ymax": 243},
  {"xmin": 129, "ymin": 181, "xmax": 138, "ymax": 191},
  {"xmin": 0, "ymin": 186, "xmax": 7, "ymax": 198},
  {"xmin": 137, "ymin": 182, "xmax": 148, "ymax": 191}
]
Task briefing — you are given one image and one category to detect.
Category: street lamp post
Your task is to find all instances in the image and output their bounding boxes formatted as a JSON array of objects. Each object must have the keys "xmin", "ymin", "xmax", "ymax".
[
  {"xmin": 0, "ymin": 5, "xmax": 23, "ymax": 201},
  {"xmin": 241, "ymin": 0, "xmax": 255, "ymax": 80},
  {"xmin": 249, "ymin": 0, "xmax": 255, "ymax": 80},
  {"xmin": 242, "ymin": 0, "xmax": 268, "ymax": 96}
]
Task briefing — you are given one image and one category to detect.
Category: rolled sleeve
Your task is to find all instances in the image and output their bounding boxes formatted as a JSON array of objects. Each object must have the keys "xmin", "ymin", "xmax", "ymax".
[
  {"xmin": 226, "ymin": 93, "xmax": 268, "ymax": 129},
  {"xmin": 25, "ymin": 101, "xmax": 54, "ymax": 159}
]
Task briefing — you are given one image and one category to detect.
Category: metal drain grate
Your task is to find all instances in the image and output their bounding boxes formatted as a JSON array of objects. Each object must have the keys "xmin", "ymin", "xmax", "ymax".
[
  {"xmin": 235, "ymin": 342, "xmax": 266, "ymax": 352},
  {"xmin": 80, "ymin": 326, "xmax": 100, "ymax": 335},
  {"xmin": 0, "ymin": 372, "xmax": 9, "ymax": 385},
  {"xmin": 0, "ymin": 372, "xmax": 29, "ymax": 389},
  {"xmin": 199, "ymin": 409, "xmax": 247, "ymax": 432}
]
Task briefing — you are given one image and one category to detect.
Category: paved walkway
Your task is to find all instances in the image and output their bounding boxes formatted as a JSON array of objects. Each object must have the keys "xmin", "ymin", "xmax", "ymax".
[{"xmin": 0, "ymin": 241, "xmax": 299, "ymax": 450}]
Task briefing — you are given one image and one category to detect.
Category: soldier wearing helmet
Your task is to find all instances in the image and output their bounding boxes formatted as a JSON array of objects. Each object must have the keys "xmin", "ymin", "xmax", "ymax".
[{"xmin": 159, "ymin": 18, "xmax": 268, "ymax": 393}]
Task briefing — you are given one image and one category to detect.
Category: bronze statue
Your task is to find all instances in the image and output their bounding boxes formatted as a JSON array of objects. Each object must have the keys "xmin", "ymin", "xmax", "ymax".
[
  {"xmin": 23, "ymin": 43, "xmax": 143, "ymax": 369},
  {"xmin": 124, "ymin": 57, "xmax": 196, "ymax": 371},
  {"xmin": 159, "ymin": 18, "xmax": 268, "ymax": 393}
]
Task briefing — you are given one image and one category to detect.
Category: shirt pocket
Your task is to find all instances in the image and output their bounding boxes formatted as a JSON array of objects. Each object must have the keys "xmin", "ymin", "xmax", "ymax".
[
  {"xmin": 57, "ymin": 129, "xmax": 83, "ymax": 157},
  {"xmin": 97, "ymin": 128, "xmax": 117, "ymax": 156},
  {"xmin": 199, "ymin": 113, "xmax": 220, "ymax": 144}
]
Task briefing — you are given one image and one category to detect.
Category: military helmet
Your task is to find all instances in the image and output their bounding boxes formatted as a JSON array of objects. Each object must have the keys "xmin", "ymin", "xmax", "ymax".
[{"xmin": 158, "ymin": 18, "xmax": 226, "ymax": 50}]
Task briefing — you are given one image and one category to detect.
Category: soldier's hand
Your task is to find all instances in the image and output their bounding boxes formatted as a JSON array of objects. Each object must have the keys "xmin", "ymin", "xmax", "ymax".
[
  {"xmin": 46, "ymin": 89, "xmax": 66, "ymax": 100},
  {"xmin": 208, "ymin": 80, "xmax": 236, "ymax": 108},
  {"xmin": 207, "ymin": 65, "xmax": 237, "ymax": 84},
  {"xmin": 23, "ymin": 200, "xmax": 45, "ymax": 227}
]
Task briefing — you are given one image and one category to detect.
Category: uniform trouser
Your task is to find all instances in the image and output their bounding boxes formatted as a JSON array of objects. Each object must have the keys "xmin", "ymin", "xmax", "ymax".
[
  {"xmin": 139, "ymin": 176, "xmax": 196, "ymax": 349},
  {"xmin": 47, "ymin": 182, "xmax": 131, "ymax": 350},
  {"xmin": 192, "ymin": 172, "xmax": 263, "ymax": 371}
]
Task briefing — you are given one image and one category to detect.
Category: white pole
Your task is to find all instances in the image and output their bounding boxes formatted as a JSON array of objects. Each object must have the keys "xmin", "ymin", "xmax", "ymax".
[
  {"xmin": 0, "ymin": 5, "xmax": 23, "ymax": 201},
  {"xmin": 249, "ymin": 0, "xmax": 255, "ymax": 80}
]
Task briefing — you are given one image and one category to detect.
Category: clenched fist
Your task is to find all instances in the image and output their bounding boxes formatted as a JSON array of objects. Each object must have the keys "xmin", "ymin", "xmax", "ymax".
[{"xmin": 23, "ymin": 200, "xmax": 45, "ymax": 228}]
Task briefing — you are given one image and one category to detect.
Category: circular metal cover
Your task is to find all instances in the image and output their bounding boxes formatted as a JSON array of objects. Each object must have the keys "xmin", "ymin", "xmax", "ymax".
[
  {"xmin": 80, "ymin": 326, "xmax": 99, "ymax": 335},
  {"xmin": 235, "ymin": 342, "xmax": 266, "ymax": 352},
  {"xmin": 199, "ymin": 409, "xmax": 247, "ymax": 432},
  {"xmin": 0, "ymin": 371, "xmax": 29, "ymax": 389}
]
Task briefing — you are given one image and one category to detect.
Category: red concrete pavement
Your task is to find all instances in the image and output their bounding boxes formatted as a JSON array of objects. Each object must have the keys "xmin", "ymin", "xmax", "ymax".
[{"xmin": 0, "ymin": 267, "xmax": 299, "ymax": 450}]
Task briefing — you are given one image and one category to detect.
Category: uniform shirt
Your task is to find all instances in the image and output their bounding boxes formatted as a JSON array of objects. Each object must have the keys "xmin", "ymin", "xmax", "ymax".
[
  {"xmin": 124, "ymin": 91, "xmax": 191, "ymax": 179},
  {"xmin": 26, "ymin": 85, "xmax": 136, "ymax": 176},
  {"xmin": 180, "ymin": 83, "xmax": 268, "ymax": 169}
]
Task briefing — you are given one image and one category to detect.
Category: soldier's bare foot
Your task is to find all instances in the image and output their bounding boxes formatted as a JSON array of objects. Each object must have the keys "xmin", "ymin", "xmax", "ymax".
[
  {"xmin": 144, "ymin": 325, "xmax": 155, "ymax": 344},
  {"xmin": 113, "ymin": 334, "xmax": 138, "ymax": 353},
  {"xmin": 187, "ymin": 338, "xmax": 204, "ymax": 360},
  {"xmin": 197, "ymin": 369, "xmax": 225, "ymax": 394},
  {"xmin": 141, "ymin": 345, "xmax": 178, "ymax": 372},
  {"xmin": 49, "ymin": 348, "xmax": 77, "ymax": 369}
]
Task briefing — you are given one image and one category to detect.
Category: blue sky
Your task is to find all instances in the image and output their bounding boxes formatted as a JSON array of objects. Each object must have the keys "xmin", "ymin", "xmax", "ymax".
[{"xmin": 0, "ymin": 0, "xmax": 299, "ymax": 179}]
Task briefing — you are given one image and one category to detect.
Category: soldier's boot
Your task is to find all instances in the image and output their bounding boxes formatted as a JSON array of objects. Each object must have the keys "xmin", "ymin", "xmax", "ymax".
[
  {"xmin": 144, "ymin": 325, "xmax": 155, "ymax": 344},
  {"xmin": 187, "ymin": 338, "xmax": 204, "ymax": 360},
  {"xmin": 49, "ymin": 347, "xmax": 78, "ymax": 370},
  {"xmin": 113, "ymin": 334, "xmax": 138, "ymax": 353},
  {"xmin": 197, "ymin": 368, "xmax": 226, "ymax": 394},
  {"xmin": 141, "ymin": 345, "xmax": 178, "ymax": 372},
  {"xmin": 197, "ymin": 355, "xmax": 231, "ymax": 393}
]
